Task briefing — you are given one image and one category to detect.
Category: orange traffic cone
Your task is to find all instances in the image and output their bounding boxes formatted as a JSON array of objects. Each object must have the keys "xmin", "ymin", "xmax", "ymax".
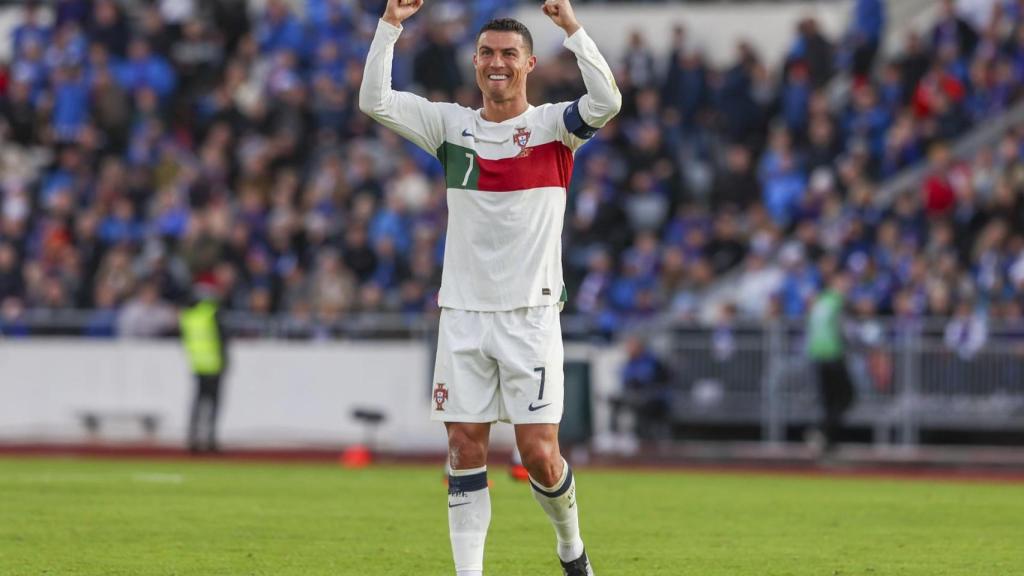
[
  {"xmin": 509, "ymin": 463, "xmax": 530, "ymax": 482},
  {"xmin": 340, "ymin": 444, "xmax": 373, "ymax": 468},
  {"xmin": 509, "ymin": 446, "xmax": 529, "ymax": 482}
]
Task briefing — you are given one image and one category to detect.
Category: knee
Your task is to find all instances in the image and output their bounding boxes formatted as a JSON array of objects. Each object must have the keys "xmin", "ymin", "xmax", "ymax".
[
  {"xmin": 447, "ymin": 427, "xmax": 488, "ymax": 470},
  {"xmin": 518, "ymin": 440, "xmax": 562, "ymax": 486}
]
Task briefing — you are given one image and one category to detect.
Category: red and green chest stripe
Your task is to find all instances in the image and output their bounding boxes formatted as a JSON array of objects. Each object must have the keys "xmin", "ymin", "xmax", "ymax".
[{"xmin": 437, "ymin": 141, "xmax": 574, "ymax": 192}]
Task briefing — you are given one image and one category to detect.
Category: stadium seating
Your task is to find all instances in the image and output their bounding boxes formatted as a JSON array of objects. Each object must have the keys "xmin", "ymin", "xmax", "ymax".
[{"xmin": 1, "ymin": 0, "xmax": 1023, "ymax": 338}]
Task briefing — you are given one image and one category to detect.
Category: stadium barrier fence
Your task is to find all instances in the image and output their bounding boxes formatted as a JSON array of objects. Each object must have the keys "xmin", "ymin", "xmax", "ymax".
[{"xmin": 3, "ymin": 313, "xmax": 1023, "ymax": 448}]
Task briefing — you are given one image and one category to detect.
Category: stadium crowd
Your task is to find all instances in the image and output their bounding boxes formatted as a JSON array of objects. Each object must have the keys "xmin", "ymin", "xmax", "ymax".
[{"xmin": 1, "ymin": 0, "xmax": 1024, "ymax": 338}]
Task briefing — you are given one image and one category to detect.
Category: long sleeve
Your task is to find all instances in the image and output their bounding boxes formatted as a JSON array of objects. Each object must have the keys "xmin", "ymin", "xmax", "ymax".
[
  {"xmin": 563, "ymin": 28, "xmax": 622, "ymax": 129},
  {"xmin": 359, "ymin": 19, "xmax": 446, "ymax": 156}
]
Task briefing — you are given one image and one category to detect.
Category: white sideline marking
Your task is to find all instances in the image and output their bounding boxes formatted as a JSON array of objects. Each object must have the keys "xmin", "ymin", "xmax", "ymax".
[
  {"xmin": 132, "ymin": 473, "xmax": 184, "ymax": 484},
  {"xmin": 0, "ymin": 472, "xmax": 185, "ymax": 484},
  {"xmin": 2, "ymin": 473, "xmax": 113, "ymax": 484}
]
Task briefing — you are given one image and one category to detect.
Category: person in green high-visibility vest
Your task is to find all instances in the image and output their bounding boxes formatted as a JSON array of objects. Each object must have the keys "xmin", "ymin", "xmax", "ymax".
[
  {"xmin": 180, "ymin": 287, "xmax": 230, "ymax": 454},
  {"xmin": 806, "ymin": 272, "xmax": 855, "ymax": 456}
]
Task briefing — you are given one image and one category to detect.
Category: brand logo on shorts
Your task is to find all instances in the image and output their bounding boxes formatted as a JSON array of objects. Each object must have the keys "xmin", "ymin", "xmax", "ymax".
[{"xmin": 434, "ymin": 383, "xmax": 449, "ymax": 411}]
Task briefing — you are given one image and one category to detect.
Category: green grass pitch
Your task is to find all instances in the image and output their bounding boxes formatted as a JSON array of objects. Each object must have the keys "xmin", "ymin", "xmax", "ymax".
[{"xmin": 1, "ymin": 456, "xmax": 1022, "ymax": 575}]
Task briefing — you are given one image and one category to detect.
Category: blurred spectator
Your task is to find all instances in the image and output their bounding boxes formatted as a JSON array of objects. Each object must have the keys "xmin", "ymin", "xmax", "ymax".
[
  {"xmin": 848, "ymin": 294, "xmax": 892, "ymax": 393},
  {"xmin": 2, "ymin": 0, "xmax": 1024, "ymax": 339},
  {"xmin": 0, "ymin": 242, "xmax": 23, "ymax": 302},
  {"xmin": 759, "ymin": 128, "xmax": 807, "ymax": 225},
  {"xmin": 84, "ymin": 284, "xmax": 118, "ymax": 337},
  {"xmin": 413, "ymin": 24, "xmax": 462, "ymax": 100},
  {"xmin": 12, "ymin": 2, "xmax": 51, "ymax": 61},
  {"xmin": 806, "ymin": 272, "xmax": 855, "ymax": 454},
  {"xmin": 922, "ymin": 143, "xmax": 958, "ymax": 217},
  {"xmin": 256, "ymin": 0, "xmax": 305, "ymax": 57},
  {"xmin": 575, "ymin": 249, "xmax": 612, "ymax": 316},
  {"xmin": 846, "ymin": 0, "xmax": 885, "ymax": 78},
  {"xmin": 610, "ymin": 335, "xmax": 672, "ymax": 441},
  {"xmin": 944, "ymin": 300, "xmax": 988, "ymax": 360},
  {"xmin": 788, "ymin": 18, "xmax": 834, "ymax": 88},
  {"xmin": 623, "ymin": 30, "xmax": 657, "ymax": 90},
  {"xmin": 932, "ymin": 0, "xmax": 979, "ymax": 56},
  {"xmin": 1, "ymin": 81, "xmax": 42, "ymax": 146},
  {"xmin": 311, "ymin": 248, "xmax": 356, "ymax": 316},
  {"xmin": 711, "ymin": 145, "xmax": 759, "ymax": 210},
  {"xmin": 117, "ymin": 280, "xmax": 176, "ymax": 337},
  {"xmin": 662, "ymin": 25, "xmax": 707, "ymax": 129},
  {"xmin": 88, "ymin": 0, "xmax": 130, "ymax": 58}
]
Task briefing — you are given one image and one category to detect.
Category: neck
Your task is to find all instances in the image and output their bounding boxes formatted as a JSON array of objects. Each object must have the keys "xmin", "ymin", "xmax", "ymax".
[{"xmin": 481, "ymin": 94, "xmax": 529, "ymax": 123}]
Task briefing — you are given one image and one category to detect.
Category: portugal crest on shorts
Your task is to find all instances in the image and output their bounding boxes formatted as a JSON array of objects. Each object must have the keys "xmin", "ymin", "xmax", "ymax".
[
  {"xmin": 513, "ymin": 127, "xmax": 532, "ymax": 157},
  {"xmin": 433, "ymin": 383, "xmax": 449, "ymax": 411}
]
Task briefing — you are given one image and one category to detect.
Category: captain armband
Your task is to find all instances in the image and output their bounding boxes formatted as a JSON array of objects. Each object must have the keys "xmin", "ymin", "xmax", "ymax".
[{"xmin": 562, "ymin": 99, "xmax": 598, "ymax": 140}]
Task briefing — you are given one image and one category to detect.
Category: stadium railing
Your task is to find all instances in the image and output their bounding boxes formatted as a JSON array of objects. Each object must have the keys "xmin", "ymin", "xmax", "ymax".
[{"xmin": 655, "ymin": 318, "xmax": 1024, "ymax": 446}]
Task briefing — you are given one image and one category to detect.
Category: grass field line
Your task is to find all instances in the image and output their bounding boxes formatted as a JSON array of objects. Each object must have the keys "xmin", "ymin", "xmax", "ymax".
[
  {"xmin": 1, "ymin": 459, "xmax": 1023, "ymax": 575},
  {"xmin": 0, "ymin": 471, "xmax": 186, "ymax": 485},
  {"xmin": 130, "ymin": 472, "xmax": 184, "ymax": 484}
]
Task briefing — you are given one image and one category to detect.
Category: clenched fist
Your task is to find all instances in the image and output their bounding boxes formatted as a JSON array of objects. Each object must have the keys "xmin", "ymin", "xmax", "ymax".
[
  {"xmin": 542, "ymin": 0, "xmax": 581, "ymax": 36},
  {"xmin": 383, "ymin": 0, "xmax": 424, "ymax": 27}
]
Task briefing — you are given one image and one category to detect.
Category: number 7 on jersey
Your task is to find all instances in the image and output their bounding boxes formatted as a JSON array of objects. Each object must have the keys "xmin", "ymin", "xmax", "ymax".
[
  {"xmin": 439, "ymin": 142, "xmax": 479, "ymax": 189},
  {"xmin": 462, "ymin": 152, "xmax": 475, "ymax": 186}
]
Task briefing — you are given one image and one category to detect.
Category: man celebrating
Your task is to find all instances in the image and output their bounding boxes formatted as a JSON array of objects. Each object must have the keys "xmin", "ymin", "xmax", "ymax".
[{"xmin": 360, "ymin": 1, "xmax": 620, "ymax": 574}]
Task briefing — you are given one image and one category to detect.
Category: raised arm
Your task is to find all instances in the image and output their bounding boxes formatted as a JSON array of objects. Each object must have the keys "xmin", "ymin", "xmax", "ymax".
[
  {"xmin": 359, "ymin": 0, "xmax": 446, "ymax": 156},
  {"xmin": 543, "ymin": 0, "xmax": 622, "ymax": 143}
]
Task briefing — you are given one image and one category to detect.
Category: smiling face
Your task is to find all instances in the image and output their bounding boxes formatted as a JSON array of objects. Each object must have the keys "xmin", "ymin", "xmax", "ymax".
[{"xmin": 474, "ymin": 30, "xmax": 536, "ymax": 105}]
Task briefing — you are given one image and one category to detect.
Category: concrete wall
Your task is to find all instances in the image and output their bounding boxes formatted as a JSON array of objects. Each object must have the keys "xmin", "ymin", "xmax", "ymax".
[
  {"xmin": 0, "ymin": 339, "xmax": 448, "ymax": 449},
  {"xmin": 0, "ymin": 339, "xmax": 623, "ymax": 452}
]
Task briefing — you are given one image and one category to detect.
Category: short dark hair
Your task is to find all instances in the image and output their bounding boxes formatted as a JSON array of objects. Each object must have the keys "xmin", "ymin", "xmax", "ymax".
[{"xmin": 477, "ymin": 18, "xmax": 533, "ymax": 54}]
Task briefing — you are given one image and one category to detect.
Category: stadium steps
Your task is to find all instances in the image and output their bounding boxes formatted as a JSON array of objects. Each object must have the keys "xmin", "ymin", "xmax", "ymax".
[
  {"xmin": 690, "ymin": 95, "xmax": 1024, "ymax": 322},
  {"xmin": 875, "ymin": 98, "xmax": 1024, "ymax": 207}
]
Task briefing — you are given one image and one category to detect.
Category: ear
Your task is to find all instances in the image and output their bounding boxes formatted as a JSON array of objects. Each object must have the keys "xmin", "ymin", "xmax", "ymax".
[
  {"xmin": 526, "ymin": 54, "xmax": 537, "ymax": 73},
  {"xmin": 472, "ymin": 52, "xmax": 479, "ymax": 68}
]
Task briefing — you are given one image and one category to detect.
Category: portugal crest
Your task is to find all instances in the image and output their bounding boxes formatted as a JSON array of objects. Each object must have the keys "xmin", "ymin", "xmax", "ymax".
[
  {"xmin": 433, "ymin": 383, "xmax": 449, "ymax": 411},
  {"xmin": 513, "ymin": 127, "xmax": 532, "ymax": 157}
]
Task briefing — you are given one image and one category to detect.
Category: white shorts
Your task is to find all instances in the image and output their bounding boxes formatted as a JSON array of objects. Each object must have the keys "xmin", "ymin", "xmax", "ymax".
[{"xmin": 430, "ymin": 306, "xmax": 564, "ymax": 425}]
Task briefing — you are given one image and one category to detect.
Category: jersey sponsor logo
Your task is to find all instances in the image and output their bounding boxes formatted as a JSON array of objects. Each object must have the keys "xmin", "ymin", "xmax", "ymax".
[
  {"xmin": 528, "ymin": 402, "xmax": 551, "ymax": 412},
  {"xmin": 434, "ymin": 382, "xmax": 449, "ymax": 411},
  {"xmin": 461, "ymin": 128, "xmax": 474, "ymax": 138},
  {"xmin": 513, "ymin": 127, "xmax": 532, "ymax": 157}
]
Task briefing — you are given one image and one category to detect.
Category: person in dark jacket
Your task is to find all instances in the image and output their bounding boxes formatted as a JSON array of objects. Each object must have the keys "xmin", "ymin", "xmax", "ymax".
[
  {"xmin": 611, "ymin": 335, "xmax": 673, "ymax": 441},
  {"xmin": 931, "ymin": 0, "xmax": 978, "ymax": 57},
  {"xmin": 848, "ymin": 0, "xmax": 884, "ymax": 78}
]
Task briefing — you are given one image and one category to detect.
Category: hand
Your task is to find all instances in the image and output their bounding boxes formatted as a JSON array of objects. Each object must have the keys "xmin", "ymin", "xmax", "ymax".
[
  {"xmin": 542, "ymin": 0, "xmax": 581, "ymax": 37},
  {"xmin": 383, "ymin": 0, "xmax": 424, "ymax": 28}
]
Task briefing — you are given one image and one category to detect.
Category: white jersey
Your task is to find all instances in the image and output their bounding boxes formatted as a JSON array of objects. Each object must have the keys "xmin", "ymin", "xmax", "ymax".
[{"xmin": 360, "ymin": 20, "xmax": 620, "ymax": 311}]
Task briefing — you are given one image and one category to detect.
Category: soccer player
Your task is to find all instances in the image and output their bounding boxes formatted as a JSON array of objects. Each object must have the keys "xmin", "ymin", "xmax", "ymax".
[{"xmin": 359, "ymin": 0, "xmax": 620, "ymax": 574}]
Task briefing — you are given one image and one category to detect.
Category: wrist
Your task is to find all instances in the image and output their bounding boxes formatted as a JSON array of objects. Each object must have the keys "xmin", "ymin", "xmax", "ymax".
[
  {"xmin": 563, "ymin": 22, "xmax": 581, "ymax": 37},
  {"xmin": 382, "ymin": 14, "xmax": 402, "ymax": 28}
]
